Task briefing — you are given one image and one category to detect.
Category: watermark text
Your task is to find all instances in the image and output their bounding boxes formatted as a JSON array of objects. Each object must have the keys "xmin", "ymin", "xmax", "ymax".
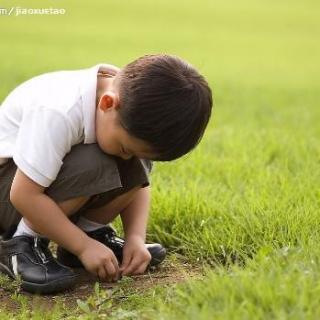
[{"xmin": 0, "ymin": 7, "xmax": 66, "ymax": 16}]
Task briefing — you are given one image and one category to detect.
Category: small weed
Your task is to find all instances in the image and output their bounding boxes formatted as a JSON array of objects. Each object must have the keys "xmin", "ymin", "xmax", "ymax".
[
  {"xmin": 75, "ymin": 281, "xmax": 139, "ymax": 319},
  {"xmin": 76, "ymin": 282, "xmax": 113, "ymax": 318},
  {"xmin": 0, "ymin": 273, "xmax": 22, "ymax": 293}
]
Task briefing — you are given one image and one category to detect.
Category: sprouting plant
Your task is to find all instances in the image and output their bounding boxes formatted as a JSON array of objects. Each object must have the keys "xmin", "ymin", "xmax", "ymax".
[{"xmin": 76, "ymin": 282, "xmax": 113, "ymax": 318}]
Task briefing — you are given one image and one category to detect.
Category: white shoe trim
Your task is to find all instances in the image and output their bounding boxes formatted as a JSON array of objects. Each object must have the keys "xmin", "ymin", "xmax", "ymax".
[{"xmin": 12, "ymin": 254, "xmax": 18, "ymax": 276}]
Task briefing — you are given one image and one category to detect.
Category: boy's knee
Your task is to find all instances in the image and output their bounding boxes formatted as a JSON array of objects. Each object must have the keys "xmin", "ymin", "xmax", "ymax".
[
  {"xmin": 83, "ymin": 184, "xmax": 143, "ymax": 212},
  {"xmin": 45, "ymin": 144, "xmax": 151, "ymax": 208},
  {"xmin": 45, "ymin": 143, "xmax": 121, "ymax": 203}
]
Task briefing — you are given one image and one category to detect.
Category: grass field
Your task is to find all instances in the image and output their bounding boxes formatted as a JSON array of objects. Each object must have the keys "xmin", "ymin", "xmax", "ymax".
[{"xmin": 0, "ymin": 0, "xmax": 319, "ymax": 318}]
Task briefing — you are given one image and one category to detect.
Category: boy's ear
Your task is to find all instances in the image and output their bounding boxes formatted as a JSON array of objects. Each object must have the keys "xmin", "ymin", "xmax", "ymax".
[{"xmin": 99, "ymin": 91, "xmax": 119, "ymax": 111}]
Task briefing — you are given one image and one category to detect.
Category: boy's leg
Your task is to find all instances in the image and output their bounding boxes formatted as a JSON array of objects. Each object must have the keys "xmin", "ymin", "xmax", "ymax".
[
  {"xmin": 0, "ymin": 143, "xmax": 152, "ymax": 237},
  {"xmin": 53, "ymin": 151, "xmax": 165, "ymax": 268},
  {"xmin": 0, "ymin": 143, "xmax": 154, "ymax": 294},
  {"xmin": 0, "ymin": 160, "xmax": 93, "ymax": 235},
  {"xmin": 57, "ymin": 196, "xmax": 92, "ymax": 217},
  {"xmin": 0, "ymin": 163, "xmax": 81, "ymax": 294},
  {"xmin": 77, "ymin": 185, "xmax": 141, "ymax": 224},
  {"xmin": 24, "ymin": 187, "xmax": 140, "ymax": 234}
]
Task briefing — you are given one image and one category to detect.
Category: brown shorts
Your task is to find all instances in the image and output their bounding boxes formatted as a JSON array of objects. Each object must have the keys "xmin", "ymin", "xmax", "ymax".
[{"xmin": 0, "ymin": 143, "xmax": 153, "ymax": 235}]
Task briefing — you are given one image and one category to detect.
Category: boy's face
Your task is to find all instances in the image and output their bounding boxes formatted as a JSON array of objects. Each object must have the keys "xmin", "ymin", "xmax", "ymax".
[
  {"xmin": 97, "ymin": 112, "xmax": 156, "ymax": 160},
  {"xmin": 95, "ymin": 92, "xmax": 157, "ymax": 160}
]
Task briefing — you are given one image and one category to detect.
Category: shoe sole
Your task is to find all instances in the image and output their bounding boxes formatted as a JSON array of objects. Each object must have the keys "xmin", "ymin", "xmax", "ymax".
[{"xmin": 0, "ymin": 262, "xmax": 77, "ymax": 294}]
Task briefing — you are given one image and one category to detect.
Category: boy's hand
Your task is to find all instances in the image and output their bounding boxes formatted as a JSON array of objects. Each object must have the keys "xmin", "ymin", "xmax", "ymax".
[
  {"xmin": 120, "ymin": 235, "xmax": 151, "ymax": 276},
  {"xmin": 78, "ymin": 237, "xmax": 120, "ymax": 282}
]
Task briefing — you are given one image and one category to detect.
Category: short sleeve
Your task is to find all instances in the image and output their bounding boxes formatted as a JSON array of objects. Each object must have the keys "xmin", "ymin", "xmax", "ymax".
[{"xmin": 13, "ymin": 107, "xmax": 75, "ymax": 187}]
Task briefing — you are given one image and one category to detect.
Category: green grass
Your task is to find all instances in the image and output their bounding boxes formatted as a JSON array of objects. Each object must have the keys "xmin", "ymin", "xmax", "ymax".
[{"xmin": 0, "ymin": 0, "xmax": 319, "ymax": 318}]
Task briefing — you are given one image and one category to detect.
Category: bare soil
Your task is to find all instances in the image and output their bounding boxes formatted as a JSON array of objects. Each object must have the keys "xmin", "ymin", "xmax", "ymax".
[{"xmin": 0, "ymin": 256, "xmax": 203, "ymax": 314}]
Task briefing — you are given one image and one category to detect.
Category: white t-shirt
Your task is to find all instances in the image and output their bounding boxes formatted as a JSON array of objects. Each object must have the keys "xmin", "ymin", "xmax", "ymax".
[{"xmin": 0, "ymin": 63, "xmax": 119, "ymax": 187}]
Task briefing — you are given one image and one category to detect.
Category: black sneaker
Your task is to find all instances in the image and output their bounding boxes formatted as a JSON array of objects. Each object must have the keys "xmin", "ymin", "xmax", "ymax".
[
  {"xmin": 57, "ymin": 225, "xmax": 166, "ymax": 268},
  {"xmin": 0, "ymin": 235, "xmax": 77, "ymax": 294}
]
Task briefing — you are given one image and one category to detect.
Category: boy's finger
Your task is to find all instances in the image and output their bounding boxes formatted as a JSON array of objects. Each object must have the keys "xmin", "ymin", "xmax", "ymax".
[
  {"xmin": 97, "ymin": 266, "xmax": 107, "ymax": 281},
  {"xmin": 122, "ymin": 257, "xmax": 140, "ymax": 276},
  {"xmin": 120, "ymin": 253, "xmax": 132, "ymax": 272},
  {"xmin": 130, "ymin": 253, "xmax": 150, "ymax": 275},
  {"xmin": 111, "ymin": 256, "xmax": 120, "ymax": 281},
  {"xmin": 111, "ymin": 255, "xmax": 119, "ymax": 270},
  {"xmin": 134, "ymin": 261, "xmax": 149, "ymax": 275},
  {"xmin": 104, "ymin": 261, "xmax": 116, "ymax": 282}
]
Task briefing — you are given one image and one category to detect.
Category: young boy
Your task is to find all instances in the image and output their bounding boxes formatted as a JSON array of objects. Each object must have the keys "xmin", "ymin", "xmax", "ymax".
[{"xmin": 0, "ymin": 54, "xmax": 213, "ymax": 294}]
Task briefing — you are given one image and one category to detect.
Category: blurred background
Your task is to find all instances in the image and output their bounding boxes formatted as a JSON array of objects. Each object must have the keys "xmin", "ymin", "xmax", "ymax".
[
  {"xmin": 1, "ymin": 2, "xmax": 320, "ymax": 317},
  {"xmin": 1, "ymin": 0, "xmax": 319, "ymax": 95},
  {"xmin": 0, "ymin": 0, "xmax": 319, "ymax": 255}
]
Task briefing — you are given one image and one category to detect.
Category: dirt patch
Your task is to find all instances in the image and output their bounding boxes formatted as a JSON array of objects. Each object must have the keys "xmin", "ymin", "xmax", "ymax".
[{"xmin": 0, "ymin": 256, "xmax": 203, "ymax": 314}]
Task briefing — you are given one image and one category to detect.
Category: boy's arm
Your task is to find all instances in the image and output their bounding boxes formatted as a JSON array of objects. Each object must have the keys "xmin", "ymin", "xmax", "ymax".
[
  {"xmin": 119, "ymin": 186, "xmax": 152, "ymax": 275},
  {"xmin": 10, "ymin": 168, "xmax": 121, "ymax": 281},
  {"xmin": 120, "ymin": 186, "xmax": 151, "ymax": 242}
]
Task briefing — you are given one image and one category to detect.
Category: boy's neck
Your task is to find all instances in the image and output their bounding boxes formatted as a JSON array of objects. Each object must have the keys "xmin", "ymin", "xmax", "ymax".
[{"xmin": 96, "ymin": 74, "xmax": 115, "ymax": 107}]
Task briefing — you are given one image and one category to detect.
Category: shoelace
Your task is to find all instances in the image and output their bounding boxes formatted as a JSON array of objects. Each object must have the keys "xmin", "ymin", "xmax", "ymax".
[
  {"xmin": 33, "ymin": 237, "xmax": 51, "ymax": 264},
  {"xmin": 110, "ymin": 235, "xmax": 125, "ymax": 247}
]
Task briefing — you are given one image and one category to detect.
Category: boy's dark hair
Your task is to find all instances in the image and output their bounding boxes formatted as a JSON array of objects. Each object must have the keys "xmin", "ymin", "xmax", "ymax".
[{"xmin": 117, "ymin": 54, "xmax": 213, "ymax": 161}]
